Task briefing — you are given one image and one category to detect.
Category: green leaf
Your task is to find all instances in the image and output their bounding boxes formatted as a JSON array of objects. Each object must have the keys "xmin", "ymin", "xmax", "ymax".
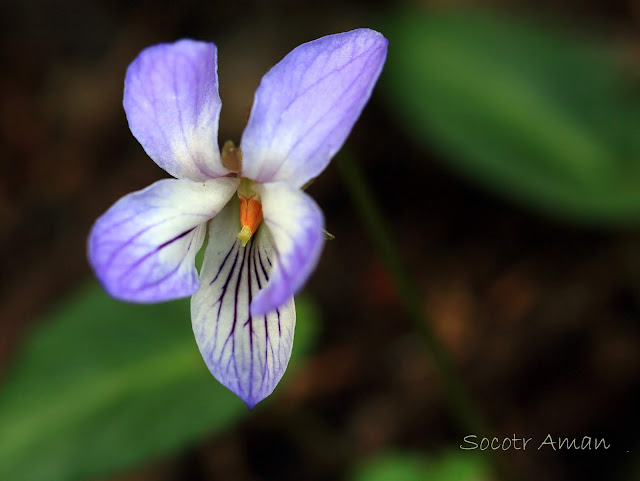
[
  {"xmin": 350, "ymin": 450, "xmax": 489, "ymax": 481},
  {"xmin": 0, "ymin": 281, "xmax": 320, "ymax": 481},
  {"xmin": 383, "ymin": 8, "xmax": 640, "ymax": 225}
]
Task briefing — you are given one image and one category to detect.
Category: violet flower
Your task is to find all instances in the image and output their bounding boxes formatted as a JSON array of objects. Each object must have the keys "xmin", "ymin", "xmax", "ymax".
[{"xmin": 88, "ymin": 29, "xmax": 388, "ymax": 408}]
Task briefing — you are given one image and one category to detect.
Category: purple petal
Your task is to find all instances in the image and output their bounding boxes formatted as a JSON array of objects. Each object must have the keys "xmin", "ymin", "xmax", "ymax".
[
  {"xmin": 240, "ymin": 29, "xmax": 388, "ymax": 188},
  {"xmin": 124, "ymin": 39, "xmax": 229, "ymax": 181},
  {"xmin": 250, "ymin": 182, "xmax": 324, "ymax": 316},
  {"xmin": 88, "ymin": 177, "xmax": 239, "ymax": 303},
  {"xmin": 191, "ymin": 198, "xmax": 296, "ymax": 409}
]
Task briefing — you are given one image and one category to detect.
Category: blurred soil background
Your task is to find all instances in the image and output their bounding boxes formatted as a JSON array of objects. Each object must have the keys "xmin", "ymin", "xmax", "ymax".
[{"xmin": 1, "ymin": 0, "xmax": 639, "ymax": 481}]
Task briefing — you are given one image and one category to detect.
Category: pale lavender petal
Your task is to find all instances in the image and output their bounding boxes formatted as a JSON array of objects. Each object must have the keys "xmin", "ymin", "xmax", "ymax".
[
  {"xmin": 191, "ymin": 198, "xmax": 295, "ymax": 409},
  {"xmin": 124, "ymin": 39, "xmax": 229, "ymax": 181},
  {"xmin": 88, "ymin": 177, "xmax": 239, "ymax": 302},
  {"xmin": 240, "ymin": 29, "xmax": 388, "ymax": 188},
  {"xmin": 250, "ymin": 182, "xmax": 324, "ymax": 316}
]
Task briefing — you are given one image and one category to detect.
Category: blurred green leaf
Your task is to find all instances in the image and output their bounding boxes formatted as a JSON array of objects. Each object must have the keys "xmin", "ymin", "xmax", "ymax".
[
  {"xmin": 384, "ymin": 8, "xmax": 640, "ymax": 225},
  {"xmin": 0, "ymin": 281, "xmax": 320, "ymax": 481},
  {"xmin": 350, "ymin": 450, "xmax": 489, "ymax": 481}
]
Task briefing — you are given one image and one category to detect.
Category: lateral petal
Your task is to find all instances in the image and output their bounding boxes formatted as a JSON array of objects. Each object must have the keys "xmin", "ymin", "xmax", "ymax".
[
  {"xmin": 88, "ymin": 177, "xmax": 239, "ymax": 302},
  {"xmin": 250, "ymin": 182, "xmax": 324, "ymax": 316},
  {"xmin": 191, "ymin": 198, "xmax": 296, "ymax": 409},
  {"xmin": 124, "ymin": 39, "xmax": 229, "ymax": 181},
  {"xmin": 240, "ymin": 29, "xmax": 388, "ymax": 187}
]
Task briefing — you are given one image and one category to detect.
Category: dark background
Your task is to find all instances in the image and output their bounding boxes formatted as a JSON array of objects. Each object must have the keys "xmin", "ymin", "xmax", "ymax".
[{"xmin": 1, "ymin": 1, "xmax": 639, "ymax": 480}]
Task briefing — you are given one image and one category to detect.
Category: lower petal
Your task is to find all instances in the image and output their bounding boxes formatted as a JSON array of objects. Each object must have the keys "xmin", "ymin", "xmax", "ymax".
[
  {"xmin": 88, "ymin": 177, "xmax": 239, "ymax": 303},
  {"xmin": 191, "ymin": 198, "xmax": 295, "ymax": 409}
]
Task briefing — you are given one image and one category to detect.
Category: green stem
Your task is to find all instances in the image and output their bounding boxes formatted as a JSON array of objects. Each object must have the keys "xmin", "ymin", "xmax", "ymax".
[{"xmin": 336, "ymin": 153, "xmax": 510, "ymax": 478}]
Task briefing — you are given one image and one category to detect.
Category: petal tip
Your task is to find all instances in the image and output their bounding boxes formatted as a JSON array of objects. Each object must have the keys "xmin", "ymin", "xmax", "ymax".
[
  {"xmin": 249, "ymin": 288, "xmax": 291, "ymax": 318},
  {"xmin": 223, "ymin": 375, "xmax": 276, "ymax": 411},
  {"xmin": 249, "ymin": 295, "xmax": 268, "ymax": 317},
  {"xmin": 356, "ymin": 27, "xmax": 388, "ymax": 41},
  {"xmin": 242, "ymin": 396, "xmax": 262, "ymax": 411}
]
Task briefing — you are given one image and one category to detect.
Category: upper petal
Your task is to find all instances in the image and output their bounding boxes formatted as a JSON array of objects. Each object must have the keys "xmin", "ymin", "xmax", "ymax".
[
  {"xmin": 191, "ymin": 198, "xmax": 296, "ymax": 409},
  {"xmin": 88, "ymin": 177, "xmax": 239, "ymax": 303},
  {"xmin": 240, "ymin": 29, "xmax": 388, "ymax": 188},
  {"xmin": 124, "ymin": 39, "xmax": 228, "ymax": 181},
  {"xmin": 250, "ymin": 182, "xmax": 324, "ymax": 316}
]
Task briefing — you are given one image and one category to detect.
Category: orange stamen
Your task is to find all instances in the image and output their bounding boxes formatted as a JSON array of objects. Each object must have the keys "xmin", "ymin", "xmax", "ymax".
[{"xmin": 237, "ymin": 195, "xmax": 263, "ymax": 246}]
